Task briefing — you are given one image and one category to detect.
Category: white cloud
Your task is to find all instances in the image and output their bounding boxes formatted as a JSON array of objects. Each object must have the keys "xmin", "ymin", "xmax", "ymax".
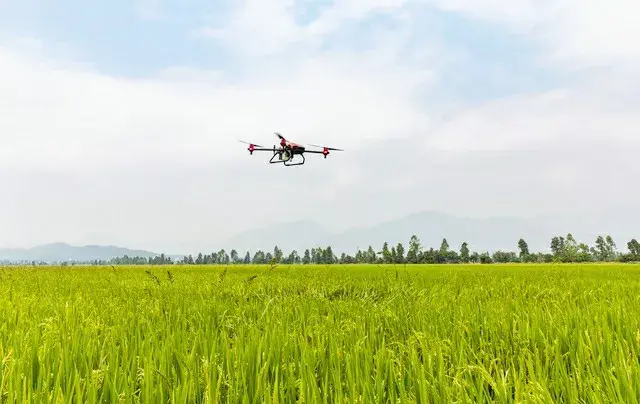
[
  {"xmin": 541, "ymin": 0, "xmax": 640, "ymax": 68},
  {"xmin": 196, "ymin": 0, "xmax": 412, "ymax": 56},
  {"xmin": 0, "ymin": 38, "xmax": 434, "ymax": 172},
  {"xmin": 204, "ymin": 0, "xmax": 640, "ymax": 75},
  {"xmin": 424, "ymin": 88, "xmax": 640, "ymax": 152},
  {"xmin": 196, "ymin": 0, "xmax": 307, "ymax": 56},
  {"xmin": 305, "ymin": 0, "xmax": 408, "ymax": 36},
  {"xmin": 425, "ymin": 0, "xmax": 541, "ymax": 28},
  {"xmin": 419, "ymin": 0, "xmax": 640, "ymax": 69}
]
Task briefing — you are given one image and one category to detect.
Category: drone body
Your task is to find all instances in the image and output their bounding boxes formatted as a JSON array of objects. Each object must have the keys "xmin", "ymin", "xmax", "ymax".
[{"xmin": 240, "ymin": 133, "xmax": 343, "ymax": 166}]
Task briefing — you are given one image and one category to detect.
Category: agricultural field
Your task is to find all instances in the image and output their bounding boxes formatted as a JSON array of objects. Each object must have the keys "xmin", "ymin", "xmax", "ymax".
[{"xmin": 1, "ymin": 263, "xmax": 640, "ymax": 402}]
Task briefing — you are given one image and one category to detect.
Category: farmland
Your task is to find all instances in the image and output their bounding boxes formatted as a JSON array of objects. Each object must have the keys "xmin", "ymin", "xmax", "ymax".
[{"xmin": 1, "ymin": 263, "xmax": 640, "ymax": 402}]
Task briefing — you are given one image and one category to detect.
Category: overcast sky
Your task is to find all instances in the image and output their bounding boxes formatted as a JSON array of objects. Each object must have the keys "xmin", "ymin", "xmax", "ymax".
[{"xmin": 1, "ymin": 0, "xmax": 638, "ymax": 253}]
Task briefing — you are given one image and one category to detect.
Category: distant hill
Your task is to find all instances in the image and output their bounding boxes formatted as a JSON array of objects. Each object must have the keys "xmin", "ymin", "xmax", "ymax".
[
  {"xmin": 221, "ymin": 210, "xmax": 639, "ymax": 255},
  {"xmin": 220, "ymin": 211, "xmax": 549, "ymax": 254},
  {"xmin": 0, "ymin": 242, "xmax": 162, "ymax": 263},
  {"xmin": 222, "ymin": 220, "xmax": 333, "ymax": 255},
  {"xmin": 330, "ymin": 211, "xmax": 551, "ymax": 254},
  {"xmin": 2, "ymin": 210, "xmax": 636, "ymax": 262}
]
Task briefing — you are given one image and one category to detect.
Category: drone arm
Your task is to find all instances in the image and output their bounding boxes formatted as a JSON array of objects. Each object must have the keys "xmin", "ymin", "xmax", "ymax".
[{"xmin": 304, "ymin": 146, "xmax": 342, "ymax": 158}]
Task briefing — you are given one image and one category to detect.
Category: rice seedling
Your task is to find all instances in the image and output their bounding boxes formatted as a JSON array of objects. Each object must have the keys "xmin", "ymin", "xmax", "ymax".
[{"xmin": 1, "ymin": 263, "xmax": 639, "ymax": 402}]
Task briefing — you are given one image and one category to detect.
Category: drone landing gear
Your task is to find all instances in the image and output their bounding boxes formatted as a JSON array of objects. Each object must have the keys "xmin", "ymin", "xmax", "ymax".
[
  {"xmin": 284, "ymin": 154, "xmax": 305, "ymax": 166},
  {"xmin": 269, "ymin": 151, "xmax": 305, "ymax": 166}
]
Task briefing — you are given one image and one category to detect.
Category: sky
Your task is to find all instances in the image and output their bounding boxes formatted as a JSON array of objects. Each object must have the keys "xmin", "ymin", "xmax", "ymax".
[{"xmin": 1, "ymin": 0, "xmax": 639, "ymax": 253}]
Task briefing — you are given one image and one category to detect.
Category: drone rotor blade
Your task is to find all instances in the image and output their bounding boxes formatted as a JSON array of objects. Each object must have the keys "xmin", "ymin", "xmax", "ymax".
[
  {"xmin": 239, "ymin": 140, "xmax": 264, "ymax": 147},
  {"xmin": 307, "ymin": 144, "xmax": 344, "ymax": 151}
]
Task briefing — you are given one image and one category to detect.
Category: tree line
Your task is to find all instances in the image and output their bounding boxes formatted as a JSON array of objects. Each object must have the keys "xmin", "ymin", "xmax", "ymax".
[{"xmin": 97, "ymin": 233, "xmax": 639, "ymax": 266}]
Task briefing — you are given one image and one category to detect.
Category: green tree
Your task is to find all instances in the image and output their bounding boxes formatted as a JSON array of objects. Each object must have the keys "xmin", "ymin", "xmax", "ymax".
[
  {"xmin": 217, "ymin": 249, "xmax": 229, "ymax": 264},
  {"xmin": 395, "ymin": 242, "xmax": 405, "ymax": 263},
  {"xmin": 273, "ymin": 246, "xmax": 283, "ymax": 263},
  {"xmin": 479, "ymin": 252, "xmax": 492, "ymax": 264},
  {"xmin": 355, "ymin": 249, "xmax": 364, "ymax": 263},
  {"xmin": 381, "ymin": 242, "xmax": 392, "ymax": 263},
  {"xmin": 563, "ymin": 233, "xmax": 579, "ymax": 262},
  {"xmin": 576, "ymin": 243, "xmax": 592, "ymax": 262},
  {"xmin": 252, "ymin": 250, "xmax": 265, "ymax": 264},
  {"xmin": 592, "ymin": 235, "xmax": 617, "ymax": 261},
  {"xmin": 435, "ymin": 238, "xmax": 450, "ymax": 263},
  {"xmin": 492, "ymin": 251, "xmax": 516, "ymax": 263},
  {"xmin": 550, "ymin": 236, "xmax": 565, "ymax": 260},
  {"xmin": 592, "ymin": 235, "xmax": 607, "ymax": 261},
  {"xmin": 285, "ymin": 250, "xmax": 299, "ymax": 264},
  {"xmin": 605, "ymin": 235, "xmax": 617, "ymax": 260},
  {"xmin": 460, "ymin": 242, "xmax": 470, "ymax": 263},
  {"xmin": 302, "ymin": 249, "xmax": 311, "ymax": 264},
  {"xmin": 366, "ymin": 246, "xmax": 377, "ymax": 263},
  {"xmin": 517, "ymin": 239, "xmax": 529, "ymax": 260},
  {"xmin": 439, "ymin": 238, "xmax": 449, "ymax": 254},
  {"xmin": 406, "ymin": 235, "xmax": 422, "ymax": 263},
  {"xmin": 628, "ymin": 239, "xmax": 640, "ymax": 258},
  {"xmin": 324, "ymin": 246, "xmax": 335, "ymax": 264},
  {"xmin": 469, "ymin": 251, "xmax": 479, "ymax": 263}
]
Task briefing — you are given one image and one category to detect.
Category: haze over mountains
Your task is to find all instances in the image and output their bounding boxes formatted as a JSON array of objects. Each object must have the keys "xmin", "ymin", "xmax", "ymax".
[
  {"xmin": 2, "ymin": 210, "xmax": 637, "ymax": 263},
  {"xmin": 223, "ymin": 210, "xmax": 639, "ymax": 256},
  {"xmin": 0, "ymin": 243, "xmax": 160, "ymax": 263}
]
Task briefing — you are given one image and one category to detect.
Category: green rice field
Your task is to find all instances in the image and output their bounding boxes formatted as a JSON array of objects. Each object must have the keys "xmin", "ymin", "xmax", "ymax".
[{"xmin": 1, "ymin": 263, "xmax": 640, "ymax": 402}]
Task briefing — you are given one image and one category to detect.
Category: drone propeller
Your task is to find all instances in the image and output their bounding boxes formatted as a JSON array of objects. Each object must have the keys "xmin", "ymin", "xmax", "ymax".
[
  {"xmin": 274, "ymin": 132, "xmax": 288, "ymax": 147},
  {"xmin": 239, "ymin": 140, "xmax": 265, "ymax": 155},
  {"xmin": 305, "ymin": 143, "xmax": 344, "ymax": 159},
  {"xmin": 307, "ymin": 144, "xmax": 344, "ymax": 151},
  {"xmin": 238, "ymin": 140, "xmax": 264, "ymax": 147}
]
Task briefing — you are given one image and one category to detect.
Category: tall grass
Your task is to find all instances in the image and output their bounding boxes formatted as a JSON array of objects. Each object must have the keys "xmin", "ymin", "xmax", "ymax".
[{"xmin": 1, "ymin": 263, "xmax": 640, "ymax": 402}]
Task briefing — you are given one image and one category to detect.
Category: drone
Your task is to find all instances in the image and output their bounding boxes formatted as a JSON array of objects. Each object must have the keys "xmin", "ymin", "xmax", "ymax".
[{"xmin": 239, "ymin": 133, "xmax": 343, "ymax": 166}]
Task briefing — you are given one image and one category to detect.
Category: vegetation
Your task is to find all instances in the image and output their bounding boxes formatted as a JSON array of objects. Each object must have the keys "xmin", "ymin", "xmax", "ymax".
[
  {"xmin": 1, "ymin": 263, "xmax": 640, "ymax": 402},
  {"xmin": 54, "ymin": 233, "xmax": 640, "ymax": 266}
]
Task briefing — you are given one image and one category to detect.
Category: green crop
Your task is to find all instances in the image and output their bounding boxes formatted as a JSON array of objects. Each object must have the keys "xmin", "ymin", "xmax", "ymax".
[{"xmin": 1, "ymin": 263, "xmax": 640, "ymax": 402}]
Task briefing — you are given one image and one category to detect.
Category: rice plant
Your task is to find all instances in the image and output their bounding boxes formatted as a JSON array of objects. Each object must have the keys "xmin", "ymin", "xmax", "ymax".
[{"xmin": 1, "ymin": 263, "xmax": 639, "ymax": 402}]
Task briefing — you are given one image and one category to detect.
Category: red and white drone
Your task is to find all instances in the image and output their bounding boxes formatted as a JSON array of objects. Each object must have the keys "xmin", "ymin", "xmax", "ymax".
[{"xmin": 240, "ymin": 133, "xmax": 343, "ymax": 166}]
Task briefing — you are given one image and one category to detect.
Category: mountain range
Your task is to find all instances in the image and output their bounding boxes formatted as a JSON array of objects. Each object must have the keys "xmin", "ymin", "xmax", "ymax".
[
  {"xmin": 1, "ymin": 210, "xmax": 637, "ymax": 262},
  {"xmin": 221, "ymin": 210, "xmax": 639, "ymax": 255},
  {"xmin": 0, "ymin": 242, "xmax": 162, "ymax": 263}
]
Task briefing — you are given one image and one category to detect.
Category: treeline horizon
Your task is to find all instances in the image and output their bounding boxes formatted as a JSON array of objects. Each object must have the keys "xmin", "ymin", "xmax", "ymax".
[{"xmin": 8, "ymin": 233, "xmax": 640, "ymax": 266}]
